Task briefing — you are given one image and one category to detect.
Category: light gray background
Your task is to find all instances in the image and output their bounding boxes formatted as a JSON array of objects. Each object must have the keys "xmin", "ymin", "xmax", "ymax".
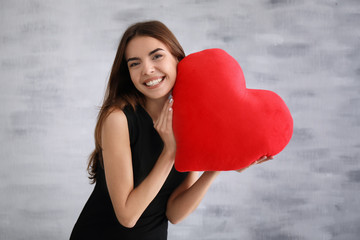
[{"xmin": 1, "ymin": 0, "xmax": 359, "ymax": 239}]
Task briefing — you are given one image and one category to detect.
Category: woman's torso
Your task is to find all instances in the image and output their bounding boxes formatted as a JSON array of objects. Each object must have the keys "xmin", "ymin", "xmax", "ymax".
[{"xmin": 70, "ymin": 105, "xmax": 188, "ymax": 240}]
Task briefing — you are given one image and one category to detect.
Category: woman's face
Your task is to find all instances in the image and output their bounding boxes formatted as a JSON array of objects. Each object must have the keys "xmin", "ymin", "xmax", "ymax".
[{"xmin": 125, "ymin": 36, "xmax": 178, "ymax": 101}]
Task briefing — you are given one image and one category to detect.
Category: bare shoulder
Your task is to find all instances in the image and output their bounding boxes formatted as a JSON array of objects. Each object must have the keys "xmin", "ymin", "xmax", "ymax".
[
  {"xmin": 101, "ymin": 107, "xmax": 130, "ymax": 137},
  {"xmin": 101, "ymin": 108, "xmax": 129, "ymax": 149},
  {"xmin": 103, "ymin": 108, "xmax": 127, "ymax": 129}
]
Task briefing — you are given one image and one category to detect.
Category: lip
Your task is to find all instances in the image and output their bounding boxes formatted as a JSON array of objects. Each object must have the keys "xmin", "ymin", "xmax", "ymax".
[{"xmin": 143, "ymin": 76, "xmax": 165, "ymax": 89}]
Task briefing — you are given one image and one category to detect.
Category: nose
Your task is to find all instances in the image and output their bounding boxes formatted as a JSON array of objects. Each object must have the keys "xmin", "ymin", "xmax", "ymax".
[{"xmin": 142, "ymin": 59, "xmax": 155, "ymax": 75}]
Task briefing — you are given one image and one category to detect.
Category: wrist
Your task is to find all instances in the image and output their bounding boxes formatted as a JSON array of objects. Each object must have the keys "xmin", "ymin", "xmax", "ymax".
[
  {"xmin": 204, "ymin": 171, "xmax": 221, "ymax": 178},
  {"xmin": 162, "ymin": 146, "xmax": 176, "ymax": 162}
]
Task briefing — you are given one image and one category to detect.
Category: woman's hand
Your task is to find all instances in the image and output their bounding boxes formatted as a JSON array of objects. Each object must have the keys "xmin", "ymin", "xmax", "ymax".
[
  {"xmin": 154, "ymin": 97, "xmax": 176, "ymax": 154},
  {"xmin": 236, "ymin": 156, "xmax": 274, "ymax": 173}
]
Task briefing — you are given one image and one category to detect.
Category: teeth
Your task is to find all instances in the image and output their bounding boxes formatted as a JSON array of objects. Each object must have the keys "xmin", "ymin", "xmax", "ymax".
[{"xmin": 145, "ymin": 78, "xmax": 163, "ymax": 87}]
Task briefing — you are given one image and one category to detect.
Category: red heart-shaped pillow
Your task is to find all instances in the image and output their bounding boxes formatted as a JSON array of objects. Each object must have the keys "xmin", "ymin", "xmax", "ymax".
[{"xmin": 172, "ymin": 48, "xmax": 293, "ymax": 172}]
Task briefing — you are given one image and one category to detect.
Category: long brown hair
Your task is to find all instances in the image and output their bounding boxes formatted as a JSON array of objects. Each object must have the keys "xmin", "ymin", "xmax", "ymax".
[{"xmin": 87, "ymin": 20, "xmax": 186, "ymax": 183}]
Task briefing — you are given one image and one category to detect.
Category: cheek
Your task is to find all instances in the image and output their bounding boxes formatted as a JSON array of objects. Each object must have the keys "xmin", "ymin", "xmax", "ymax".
[
  {"xmin": 168, "ymin": 61, "xmax": 178, "ymax": 79},
  {"xmin": 129, "ymin": 70, "xmax": 139, "ymax": 85},
  {"xmin": 172, "ymin": 68, "xmax": 177, "ymax": 80}
]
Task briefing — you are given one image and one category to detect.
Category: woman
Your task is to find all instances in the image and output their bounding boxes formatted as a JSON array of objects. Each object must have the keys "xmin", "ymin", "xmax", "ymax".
[{"xmin": 70, "ymin": 20, "xmax": 271, "ymax": 240}]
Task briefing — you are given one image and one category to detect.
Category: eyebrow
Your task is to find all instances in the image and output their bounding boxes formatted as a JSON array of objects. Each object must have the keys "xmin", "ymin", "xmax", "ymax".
[{"xmin": 127, "ymin": 48, "xmax": 165, "ymax": 63}]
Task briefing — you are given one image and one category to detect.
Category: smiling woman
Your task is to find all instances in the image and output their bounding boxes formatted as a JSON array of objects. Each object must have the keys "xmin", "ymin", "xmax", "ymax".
[
  {"xmin": 69, "ymin": 20, "xmax": 270, "ymax": 240},
  {"xmin": 69, "ymin": 21, "xmax": 218, "ymax": 240}
]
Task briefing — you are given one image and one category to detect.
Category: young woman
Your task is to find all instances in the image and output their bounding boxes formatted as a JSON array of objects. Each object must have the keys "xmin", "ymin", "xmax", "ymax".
[{"xmin": 70, "ymin": 20, "xmax": 272, "ymax": 240}]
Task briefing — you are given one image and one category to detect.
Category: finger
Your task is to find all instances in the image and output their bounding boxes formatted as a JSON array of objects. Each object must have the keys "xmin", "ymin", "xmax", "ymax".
[
  {"xmin": 161, "ymin": 98, "xmax": 173, "ymax": 130},
  {"xmin": 252, "ymin": 156, "xmax": 264, "ymax": 165},
  {"xmin": 257, "ymin": 159, "xmax": 268, "ymax": 164},
  {"xmin": 168, "ymin": 96, "xmax": 173, "ymax": 109},
  {"xmin": 259, "ymin": 156, "xmax": 267, "ymax": 161},
  {"xmin": 166, "ymin": 99, "xmax": 174, "ymax": 129},
  {"xmin": 257, "ymin": 156, "xmax": 273, "ymax": 164},
  {"xmin": 155, "ymin": 99, "xmax": 169, "ymax": 128},
  {"xmin": 236, "ymin": 166, "xmax": 249, "ymax": 173}
]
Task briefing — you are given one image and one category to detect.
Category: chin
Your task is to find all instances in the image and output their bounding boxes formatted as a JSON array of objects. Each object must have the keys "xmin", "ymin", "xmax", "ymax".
[{"xmin": 144, "ymin": 85, "xmax": 173, "ymax": 100}]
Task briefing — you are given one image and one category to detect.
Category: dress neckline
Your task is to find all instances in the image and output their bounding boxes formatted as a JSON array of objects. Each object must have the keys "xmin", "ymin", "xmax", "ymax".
[{"xmin": 137, "ymin": 104, "xmax": 154, "ymax": 125}]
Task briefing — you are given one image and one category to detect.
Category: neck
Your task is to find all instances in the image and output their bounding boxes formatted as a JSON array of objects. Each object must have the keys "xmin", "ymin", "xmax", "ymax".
[{"xmin": 144, "ymin": 95, "xmax": 169, "ymax": 122}]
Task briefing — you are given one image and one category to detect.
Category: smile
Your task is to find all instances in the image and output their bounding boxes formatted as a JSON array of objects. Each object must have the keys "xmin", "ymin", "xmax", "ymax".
[{"xmin": 144, "ymin": 77, "xmax": 165, "ymax": 87}]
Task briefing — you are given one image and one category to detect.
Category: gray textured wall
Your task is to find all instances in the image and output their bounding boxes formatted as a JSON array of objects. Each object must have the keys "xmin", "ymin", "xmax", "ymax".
[{"xmin": 1, "ymin": 0, "xmax": 359, "ymax": 239}]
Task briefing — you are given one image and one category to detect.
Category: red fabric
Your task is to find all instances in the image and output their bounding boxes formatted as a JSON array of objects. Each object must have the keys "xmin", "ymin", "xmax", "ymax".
[{"xmin": 172, "ymin": 49, "xmax": 293, "ymax": 172}]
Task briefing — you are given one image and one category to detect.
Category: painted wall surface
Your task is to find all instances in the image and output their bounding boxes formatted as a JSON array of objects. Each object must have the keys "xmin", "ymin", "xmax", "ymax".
[{"xmin": 1, "ymin": 0, "xmax": 359, "ymax": 239}]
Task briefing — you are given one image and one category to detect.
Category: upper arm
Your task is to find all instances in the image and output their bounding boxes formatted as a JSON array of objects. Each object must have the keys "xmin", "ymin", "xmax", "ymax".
[{"xmin": 101, "ymin": 109, "xmax": 133, "ymax": 218}]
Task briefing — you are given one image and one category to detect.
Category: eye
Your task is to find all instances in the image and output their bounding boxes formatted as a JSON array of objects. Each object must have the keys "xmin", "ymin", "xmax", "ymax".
[
  {"xmin": 153, "ymin": 54, "xmax": 163, "ymax": 60},
  {"xmin": 128, "ymin": 62, "xmax": 140, "ymax": 68}
]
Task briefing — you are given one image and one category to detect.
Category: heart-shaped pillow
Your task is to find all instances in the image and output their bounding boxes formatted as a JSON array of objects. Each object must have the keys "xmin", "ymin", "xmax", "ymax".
[{"xmin": 172, "ymin": 48, "xmax": 293, "ymax": 172}]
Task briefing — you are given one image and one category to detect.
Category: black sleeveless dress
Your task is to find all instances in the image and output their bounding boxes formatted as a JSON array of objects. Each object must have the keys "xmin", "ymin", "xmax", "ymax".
[{"xmin": 70, "ymin": 105, "xmax": 188, "ymax": 240}]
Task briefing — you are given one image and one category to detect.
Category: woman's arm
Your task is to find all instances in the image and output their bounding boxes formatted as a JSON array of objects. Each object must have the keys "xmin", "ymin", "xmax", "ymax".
[
  {"xmin": 102, "ymin": 100, "xmax": 175, "ymax": 228},
  {"xmin": 166, "ymin": 156, "xmax": 273, "ymax": 224},
  {"xmin": 166, "ymin": 171, "xmax": 220, "ymax": 224}
]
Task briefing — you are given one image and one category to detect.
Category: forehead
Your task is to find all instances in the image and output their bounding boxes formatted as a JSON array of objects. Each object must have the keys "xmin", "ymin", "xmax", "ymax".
[{"xmin": 125, "ymin": 36, "xmax": 169, "ymax": 58}]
